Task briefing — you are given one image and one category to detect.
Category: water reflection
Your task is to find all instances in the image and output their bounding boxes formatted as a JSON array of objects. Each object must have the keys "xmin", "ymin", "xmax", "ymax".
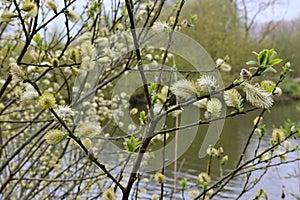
[{"xmin": 144, "ymin": 101, "xmax": 300, "ymax": 199}]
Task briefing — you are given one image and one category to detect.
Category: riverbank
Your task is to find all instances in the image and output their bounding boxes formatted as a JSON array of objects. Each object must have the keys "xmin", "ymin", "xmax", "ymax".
[
  {"xmin": 274, "ymin": 95, "xmax": 300, "ymax": 102},
  {"xmin": 279, "ymin": 78, "xmax": 300, "ymax": 100}
]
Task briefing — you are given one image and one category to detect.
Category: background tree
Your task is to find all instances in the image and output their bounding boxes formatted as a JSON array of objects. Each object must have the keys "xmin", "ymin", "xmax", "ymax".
[
  {"xmin": 171, "ymin": 0, "xmax": 262, "ymax": 79},
  {"xmin": 263, "ymin": 18, "xmax": 300, "ymax": 77}
]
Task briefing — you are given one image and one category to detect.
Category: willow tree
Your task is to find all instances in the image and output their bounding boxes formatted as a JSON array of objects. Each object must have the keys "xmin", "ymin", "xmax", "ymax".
[{"xmin": 0, "ymin": 0, "xmax": 298, "ymax": 200}]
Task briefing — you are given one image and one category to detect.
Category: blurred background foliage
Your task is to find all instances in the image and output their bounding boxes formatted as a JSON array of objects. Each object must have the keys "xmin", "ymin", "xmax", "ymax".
[
  {"xmin": 1, "ymin": 0, "xmax": 299, "ymax": 99},
  {"xmin": 163, "ymin": 0, "xmax": 300, "ymax": 98}
]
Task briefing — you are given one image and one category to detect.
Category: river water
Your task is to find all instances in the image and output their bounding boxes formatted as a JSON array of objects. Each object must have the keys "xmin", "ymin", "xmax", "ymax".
[{"xmin": 139, "ymin": 101, "xmax": 300, "ymax": 199}]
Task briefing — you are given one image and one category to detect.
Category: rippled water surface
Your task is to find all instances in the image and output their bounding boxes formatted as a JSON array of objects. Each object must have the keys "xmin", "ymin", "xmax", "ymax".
[{"xmin": 141, "ymin": 101, "xmax": 300, "ymax": 199}]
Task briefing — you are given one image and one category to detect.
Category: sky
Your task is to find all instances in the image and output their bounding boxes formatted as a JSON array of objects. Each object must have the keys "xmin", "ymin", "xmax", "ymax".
[
  {"xmin": 253, "ymin": 0, "xmax": 300, "ymax": 22},
  {"xmin": 71, "ymin": 0, "xmax": 300, "ymax": 23}
]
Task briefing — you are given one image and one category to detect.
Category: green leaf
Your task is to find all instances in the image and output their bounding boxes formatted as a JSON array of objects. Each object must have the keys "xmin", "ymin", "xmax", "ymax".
[
  {"xmin": 269, "ymin": 49, "xmax": 277, "ymax": 60},
  {"xmin": 283, "ymin": 62, "xmax": 292, "ymax": 73},
  {"xmin": 139, "ymin": 110, "xmax": 146, "ymax": 119},
  {"xmin": 33, "ymin": 33, "xmax": 43, "ymax": 48},
  {"xmin": 152, "ymin": 94, "xmax": 158, "ymax": 104},
  {"xmin": 230, "ymin": 110, "xmax": 238, "ymax": 115},
  {"xmin": 264, "ymin": 67, "xmax": 277, "ymax": 73},
  {"xmin": 190, "ymin": 14, "xmax": 198, "ymax": 24},
  {"xmin": 246, "ymin": 60, "xmax": 257, "ymax": 65},
  {"xmin": 261, "ymin": 81, "xmax": 275, "ymax": 92},
  {"xmin": 139, "ymin": 110, "xmax": 147, "ymax": 125},
  {"xmin": 268, "ymin": 58, "xmax": 282, "ymax": 67},
  {"xmin": 181, "ymin": 178, "xmax": 187, "ymax": 190},
  {"xmin": 258, "ymin": 49, "xmax": 267, "ymax": 65},
  {"xmin": 148, "ymin": 83, "xmax": 157, "ymax": 94},
  {"xmin": 6, "ymin": 43, "xmax": 12, "ymax": 50},
  {"xmin": 233, "ymin": 79, "xmax": 240, "ymax": 85},
  {"xmin": 125, "ymin": 136, "xmax": 141, "ymax": 154}
]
